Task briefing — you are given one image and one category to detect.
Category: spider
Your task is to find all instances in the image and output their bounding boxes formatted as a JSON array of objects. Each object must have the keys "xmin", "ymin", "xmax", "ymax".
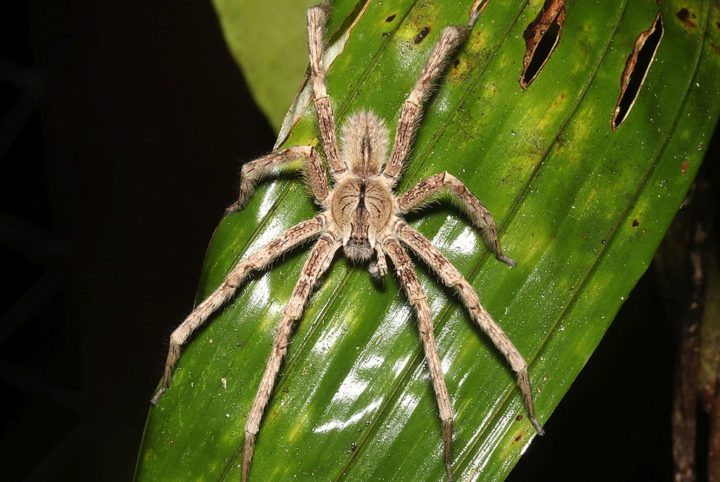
[{"xmin": 151, "ymin": 2, "xmax": 544, "ymax": 481}]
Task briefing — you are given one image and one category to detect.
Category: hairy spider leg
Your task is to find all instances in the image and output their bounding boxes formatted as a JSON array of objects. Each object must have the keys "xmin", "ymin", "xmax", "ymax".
[
  {"xmin": 152, "ymin": 4, "xmax": 546, "ymax": 482},
  {"xmin": 307, "ymin": 4, "xmax": 347, "ymax": 176},
  {"xmin": 382, "ymin": 24, "xmax": 471, "ymax": 185},
  {"xmin": 383, "ymin": 237, "xmax": 456, "ymax": 481},
  {"xmin": 397, "ymin": 171, "xmax": 516, "ymax": 267},
  {"xmin": 368, "ymin": 242, "xmax": 388, "ymax": 280},
  {"xmin": 150, "ymin": 215, "xmax": 326, "ymax": 405},
  {"xmin": 226, "ymin": 146, "xmax": 330, "ymax": 215},
  {"xmin": 395, "ymin": 222, "xmax": 544, "ymax": 435},
  {"xmin": 242, "ymin": 232, "xmax": 340, "ymax": 482}
]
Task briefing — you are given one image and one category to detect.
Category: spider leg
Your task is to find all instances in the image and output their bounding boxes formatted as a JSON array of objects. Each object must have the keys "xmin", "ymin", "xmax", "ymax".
[
  {"xmin": 395, "ymin": 221, "xmax": 544, "ymax": 436},
  {"xmin": 397, "ymin": 171, "xmax": 515, "ymax": 267},
  {"xmin": 242, "ymin": 232, "xmax": 340, "ymax": 482},
  {"xmin": 383, "ymin": 236, "xmax": 455, "ymax": 482},
  {"xmin": 382, "ymin": 24, "xmax": 471, "ymax": 185},
  {"xmin": 368, "ymin": 242, "xmax": 388, "ymax": 280},
  {"xmin": 307, "ymin": 3, "xmax": 347, "ymax": 176},
  {"xmin": 225, "ymin": 146, "xmax": 329, "ymax": 215},
  {"xmin": 150, "ymin": 215, "xmax": 327, "ymax": 405}
]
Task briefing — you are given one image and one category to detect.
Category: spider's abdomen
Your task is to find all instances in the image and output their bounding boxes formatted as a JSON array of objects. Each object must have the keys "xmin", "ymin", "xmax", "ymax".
[
  {"xmin": 340, "ymin": 110, "xmax": 389, "ymax": 177},
  {"xmin": 330, "ymin": 178, "xmax": 394, "ymax": 261}
]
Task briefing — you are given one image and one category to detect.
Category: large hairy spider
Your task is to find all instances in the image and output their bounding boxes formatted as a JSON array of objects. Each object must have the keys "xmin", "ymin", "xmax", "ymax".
[{"xmin": 152, "ymin": 3, "xmax": 544, "ymax": 481}]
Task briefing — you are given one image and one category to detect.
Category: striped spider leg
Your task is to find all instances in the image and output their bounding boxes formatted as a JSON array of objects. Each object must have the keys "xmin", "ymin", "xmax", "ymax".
[{"xmin": 152, "ymin": 3, "xmax": 543, "ymax": 481}]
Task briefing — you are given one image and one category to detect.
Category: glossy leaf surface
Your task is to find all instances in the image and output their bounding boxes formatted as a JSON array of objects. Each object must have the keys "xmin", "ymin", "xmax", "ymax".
[{"xmin": 136, "ymin": 1, "xmax": 720, "ymax": 480}]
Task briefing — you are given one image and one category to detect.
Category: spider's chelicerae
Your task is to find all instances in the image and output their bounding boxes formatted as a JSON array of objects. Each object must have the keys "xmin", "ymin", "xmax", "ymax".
[{"xmin": 152, "ymin": 3, "xmax": 544, "ymax": 481}]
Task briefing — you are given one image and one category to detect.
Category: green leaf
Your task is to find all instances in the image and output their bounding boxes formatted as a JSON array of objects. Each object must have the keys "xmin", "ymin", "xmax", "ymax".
[
  {"xmin": 210, "ymin": 0, "xmax": 321, "ymax": 130},
  {"xmin": 136, "ymin": 1, "xmax": 720, "ymax": 481}
]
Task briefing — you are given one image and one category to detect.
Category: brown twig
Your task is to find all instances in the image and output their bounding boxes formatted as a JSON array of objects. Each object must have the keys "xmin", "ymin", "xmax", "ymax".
[
  {"xmin": 702, "ymin": 250, "xmax": 720, "ymax": 482},
  {"xmin": 710, "ymin": 386, "xmax": 720, "ymax": 482},
  {"xmin": 655, "ymin": 160, "xmax": 717, "ymax": 482},
  {"xmin": 671, "ymin": 247, "xmax": 703, "ymax": 482}
]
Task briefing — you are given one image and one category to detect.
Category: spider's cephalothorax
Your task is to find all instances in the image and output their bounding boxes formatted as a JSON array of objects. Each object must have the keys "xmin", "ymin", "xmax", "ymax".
[{"xmin": 152, "ymin": 3, "xmax": 543, "ymax": 482}]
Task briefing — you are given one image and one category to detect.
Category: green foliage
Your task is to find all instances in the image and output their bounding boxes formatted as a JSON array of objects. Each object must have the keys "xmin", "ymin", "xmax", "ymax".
[
  {"xmin": 210, "ymin": 0, "xmax": 319, "ymax": 130},
  {"xmin": 137, "ymin": 0, "xmax": 720, "ymax": 480}
]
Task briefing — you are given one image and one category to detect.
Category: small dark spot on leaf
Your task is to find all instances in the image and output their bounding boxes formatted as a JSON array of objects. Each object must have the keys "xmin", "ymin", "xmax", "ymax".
[
  {"xmin": 676, "ymin": 8, "xmax": 696, "ymax": 28},
  {"xmin": 386, "ymin": 14, "xmax": 396, "ymax": 23},
  {"xmin": 514, "ymin": 433, "xmax": 523, "ymax": 442},
  {"xmin": 382, "ymin": 31, "xmax": 390, "ymax": 38},
  {"xmin": 681, "ymin": 159, "xmax": 689, "ymax": 176},
  {"xmin": 350, "ymin": 442, "xmax": 358, "ymax": 452},
  {"xmin": 632, "ymin": 219, "xmax": 640, "ymax": 227},
  {"xmin": 556, "ymin": 133, "xmax": 568, "ymax": 149},
  {"xmin": 454, "ymin": 58, "xmax": 461, "ymax": 68},
  {"xmin": 414, "ymin": 26, "xmax": 431, "ymax": 44},
  {"xmin": 516, "ymin": 414, "xmax": 523, "ymax": 421},
  {"xmin": 601, "ymin": 239, "xmax": 607, "ymax": 245}
]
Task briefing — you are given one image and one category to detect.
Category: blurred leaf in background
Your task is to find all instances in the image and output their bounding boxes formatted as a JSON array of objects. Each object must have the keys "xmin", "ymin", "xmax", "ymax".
[{"xmin": 211, "ymin": 0, "xmax": 319, "ymax": 130}]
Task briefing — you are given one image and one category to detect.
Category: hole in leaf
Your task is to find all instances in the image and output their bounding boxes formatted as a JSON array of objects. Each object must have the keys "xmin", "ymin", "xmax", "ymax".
[
  {"xmin": 520, "ymin": 0, "xmax": 566, "ymax": 89},
  {"xmin": 612, "ymin": 13, "xmax": 664, "ymax": 131},
  {"xmin": 523, "ymin": 21, "xmax": 561, "ymax": 86}
]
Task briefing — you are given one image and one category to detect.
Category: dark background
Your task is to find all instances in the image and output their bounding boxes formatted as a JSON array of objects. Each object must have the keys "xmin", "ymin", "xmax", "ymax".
[{"xmin": 1, "ymin": 0, "xmax": 705, "ymax": 481}]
